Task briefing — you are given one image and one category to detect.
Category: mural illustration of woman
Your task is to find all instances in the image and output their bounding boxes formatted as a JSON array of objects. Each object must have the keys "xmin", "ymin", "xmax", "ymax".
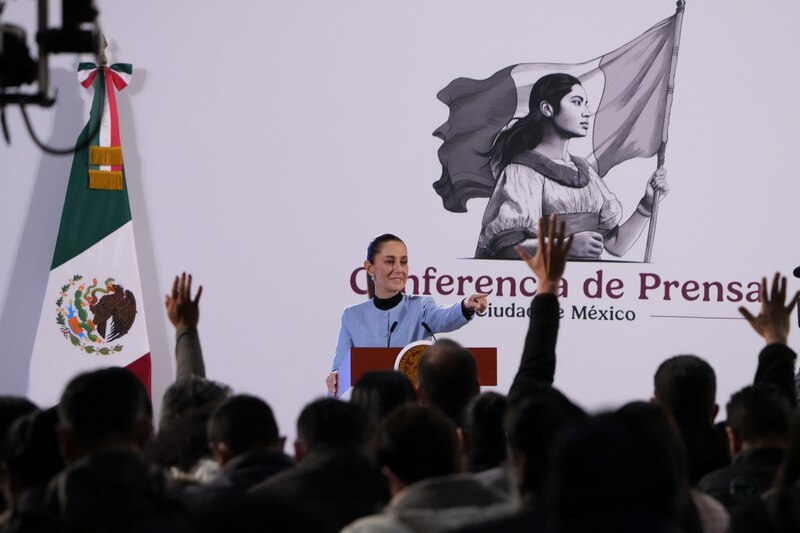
[{"xmin": 475, "ymin": 73, "xmax": 669, "ymax": 259}]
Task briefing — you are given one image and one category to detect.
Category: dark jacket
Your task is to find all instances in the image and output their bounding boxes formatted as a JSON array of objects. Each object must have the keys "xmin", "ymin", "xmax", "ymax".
[
  {"xmin": 682, "ymin": 343, "xmax": 795, "ymax": 486},
  {"xmin": 184, "ymin": 449, "xmax": 292, "ymax": 508},
  {"xmin": 677, "ymin": 420, "xmax": 730, "ymax": 486},
  {"xmin": 754, "ymin": 343, "xmax": 797, "ymax": 406},
  {"xmin": 46, "ymin": 451, "xmax": 192, "ymax": 533},
  {"xmin": 697, "ymin": 446, "xmax": 785, "ymax": 511},
  {"xmin": 508, "ymin": 293, "xmax": 559, "ymax": 402},
  {"xmin": 249, "ymin": 446, "xmax": 390, "ymax": 533},
  {"xmin": 730, "ymin": 481, "xmax": 800, "ymax": 533}
]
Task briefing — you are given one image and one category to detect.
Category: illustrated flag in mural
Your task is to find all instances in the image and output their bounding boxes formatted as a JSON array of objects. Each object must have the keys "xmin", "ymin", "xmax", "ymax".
[
  {"xmin": 28, "ymin": 62, "xmax": 152, "ymax": 407},
  {"xmin": 433, "ymin": 11, "xmax": 681, "ymax": 213}
]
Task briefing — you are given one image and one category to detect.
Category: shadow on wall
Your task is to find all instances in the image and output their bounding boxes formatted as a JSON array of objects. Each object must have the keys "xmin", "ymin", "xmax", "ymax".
[{"xmin": 0, "ymin": 67, "xmax": 82, "ymax": 398}]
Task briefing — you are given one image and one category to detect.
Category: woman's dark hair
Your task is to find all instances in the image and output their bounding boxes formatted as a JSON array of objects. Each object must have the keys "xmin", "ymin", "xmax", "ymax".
[
  {"xmin": 547, "ymin": 407, "xmax": 686, "ymax": 532},
  {"xmin": 506, "ymin": 387, "xmax": 587, "ymax": 499},
  {"xmin": 351, "ymin": 370, "xmax": 416, "ymax": 437},
  {"xmin": 465, "ymin": 392, "xmax": 507, "ymax": 473},
  {"xmin": 4, "ymin": 407, "xmax": 64, "ymax": 496},
  {"xmin": 374, "ymin": 405, "xmax": 459, "ymax": 486},
  {"xmin": 149, "ymin": 375, "xmax": 231, "ymax": 472},
  {"xmin": 488, "ymin": 73, "xmax": 582, "ymax": 173},
  {"xmin": 365, "ymin": 233, "xmax": 404, "ymax": 298}
]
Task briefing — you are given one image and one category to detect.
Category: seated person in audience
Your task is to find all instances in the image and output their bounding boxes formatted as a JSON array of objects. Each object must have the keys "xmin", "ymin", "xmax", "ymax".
[
  {"xmin": 730, "ymin": 409, "xmax": 800, "ymax": 533},
  {"xmin": 464, "ymin": 392, "xmax": 509, "ymax": 494},
  {"xmin": 617, "ymin": 402, "xmax": 730, "ymax": 533},
  {"xmin": 652, "ymin": 272, "xmax": 799, "ymax": 486},
  {"xmin": 153, "ymin": 273, "xmax": 232, "ymax": 484},
  {"xmin": 653, "ymin": 354, "xmax": 730, "ymax": 485},
  {"xmin": 697, "ymin": 384, "xmax": 793, "ymax": 510},
  {"xmin": 549, "ymin": 410, "xmax": 690, "ymax": 533},
  {"xmin": 738, "ymin": 272, "xmax": 799, "ymax": 407},
  {"xmin": 149, "ymin": 375, "xmax": 231, "ymax": 484},
  {"xmin": 350, "ymin": 370, "xmax": 416, "ymax": 443},
  {"xmin": 343, "ymin": 405, "xmax": 507, "ymax": 533},
  {"xmin": 418, "ymin": 339, "xmax": 480, "ymax": 430},
  {"xmin": 453, "ymin": 389, "xmax": 588, "ymax": 533},
  {"xmin": 49, "ymin": 367, "xmax": 192, "ymax": 532},
  {"xmin": 1, "ymin": 407, "xmax": 63, "ymax": 532},
  {"xmin": 0, "ymin": 396, "xmax": 38, "ymax": 522},
  {"xmin": 507, "ymin": 215, "xmax": 570, "ymax": 402},
  {"xmin": 250, "ymin": 398, "xmax": 389, "ymax": 533},
  {"xmin": 185, "ymin": 394, "xmax": 292, "ymax": 506},
  {"xmin": 456, "ymin": 216, "xmax": 580, "ymax": 532}
]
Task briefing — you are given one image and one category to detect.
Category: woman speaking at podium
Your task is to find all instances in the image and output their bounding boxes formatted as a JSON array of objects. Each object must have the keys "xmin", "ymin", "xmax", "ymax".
[{"xmin": 326, "ymin": 234, "xmax": 488, "ymax": 396}]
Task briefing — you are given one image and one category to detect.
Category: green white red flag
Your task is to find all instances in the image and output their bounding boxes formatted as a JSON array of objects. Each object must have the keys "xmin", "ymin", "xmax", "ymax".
[{"xmin": 28, "ymin": 62, "xmax": 151, "ymax": 406}]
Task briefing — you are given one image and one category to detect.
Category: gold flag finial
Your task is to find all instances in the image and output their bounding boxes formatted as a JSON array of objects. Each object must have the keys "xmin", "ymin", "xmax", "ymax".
[{"xmin": 98, "ymin": 34, "xmax": 108, "ymax": 66}]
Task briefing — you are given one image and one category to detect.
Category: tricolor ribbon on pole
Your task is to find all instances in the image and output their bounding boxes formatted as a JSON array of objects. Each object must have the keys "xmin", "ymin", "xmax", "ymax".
[{"xmin": 77, "ymin": 62, "xmax": 133, "ymax": 190}]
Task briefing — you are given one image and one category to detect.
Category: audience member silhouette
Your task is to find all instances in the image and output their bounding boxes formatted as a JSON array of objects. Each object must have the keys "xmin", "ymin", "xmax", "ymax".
[
  {"xmin": 184, "ymin": 394, "xmax": 292, "ymax": 507},
  {"xmin": 616, "ymin": 401, "xmax": 729, "ymax": 533},
  {"xmin": 350, "ymin": 370, "xmax": 416, "ymax": 440},
  {"xmin": 250, "ymin": 398, "xmax": 389, "ymax": 533},
  {"xmin": 1, "ymin": 408, "xmax": 63, "ymax": 533},
  {"xmin": 730, "ymin": 409, "xmax": 800, "ymax": 532},
  {"xmin": 548, "ymin": 411, "xmax": 684, "ymax": 533},
  {"xmin": 149, "ymin": 375, "xmax": 231, "ymax": 484},
  {"xmin": 653, "ymin": 354, "xmax": 729, "ymax": 485},
  {"xmin": 464, "ymin": 392, "xmax": 508, "ymax": 494},
  {"xmin": 453, "ymin": 216, "xmax": 582, "ymax": 533},
  {"xmin": 50, "ymin": 367, "xmax": 192, "ymax": 533},
  {"xmin": 0, "ymin": 396, "xmax": 38, "ymax": 520},
  {"xmin": 418, "ymin": 339, "xmax": 480, "ymax": 428},
  {"xmin": 344, "ymin": 404, "xmax": 506, "ymax": 532},
  {"xmin": 698, "ymin": 384, "xmax": 793, "ymax": 510}
]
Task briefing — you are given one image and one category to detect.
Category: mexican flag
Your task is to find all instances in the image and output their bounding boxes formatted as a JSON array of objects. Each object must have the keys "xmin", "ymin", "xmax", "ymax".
[
  {"xmin": 28, "ymin": 62, "xmax": 151, "ymax": 407},
  {"xmin": 433, "ymin": 8, "xmax": 683, "ymax": 213}
]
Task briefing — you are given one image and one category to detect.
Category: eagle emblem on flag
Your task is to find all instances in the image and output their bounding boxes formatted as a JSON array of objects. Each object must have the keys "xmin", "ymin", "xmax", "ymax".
[{"xmin": 55, "ymin": 274, "xmax": 137, "ymax": 355}]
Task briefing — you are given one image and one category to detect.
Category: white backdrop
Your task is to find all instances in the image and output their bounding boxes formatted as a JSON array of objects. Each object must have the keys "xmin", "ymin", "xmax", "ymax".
[{"xmin": 2, "ymin": 0, "xmax": 799, "ymax": 441}]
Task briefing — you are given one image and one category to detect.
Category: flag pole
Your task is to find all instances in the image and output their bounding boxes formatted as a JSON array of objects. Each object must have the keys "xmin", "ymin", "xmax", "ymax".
[{"xmin": 644, "ymin": 0, "xmax": 686, "ymax": 262}]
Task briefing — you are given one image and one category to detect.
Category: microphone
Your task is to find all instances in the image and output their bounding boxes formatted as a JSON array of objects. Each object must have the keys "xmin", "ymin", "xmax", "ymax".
[
  {"xmin": 421, "ymin": 321, "xmax": 437, "ymax": 342},
  {"xmin": 387, "ymin": 320, "xmax": 398, "ymax": 347},
  {"xmin": 794, "ymin": 266, "xmax": 800, "ymax": 278}
]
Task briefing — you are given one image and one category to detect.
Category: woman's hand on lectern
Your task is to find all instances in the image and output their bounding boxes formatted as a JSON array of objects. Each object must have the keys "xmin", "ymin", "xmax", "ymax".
[{"xmin": 325, "ymin": 371, "xmax": 338, "ymax": 396}]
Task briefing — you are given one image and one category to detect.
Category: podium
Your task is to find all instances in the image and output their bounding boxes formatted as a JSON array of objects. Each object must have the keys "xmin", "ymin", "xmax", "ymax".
[{"xmin": 336, "ymin": 346, "xmax": 497, "ymax": 398}]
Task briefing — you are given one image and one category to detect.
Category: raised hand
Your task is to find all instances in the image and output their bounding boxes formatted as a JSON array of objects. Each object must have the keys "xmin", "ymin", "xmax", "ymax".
[
  {"xmin": 516, "ymin": 214, "xmax": 573, "ymax": 295},
  {"xmin": 739, "ymin": 272, "xmax": 800, "ymax": 345},
  {"xmin": 165, "ymin": 272, "xmax": 203, "ymax": 330}
]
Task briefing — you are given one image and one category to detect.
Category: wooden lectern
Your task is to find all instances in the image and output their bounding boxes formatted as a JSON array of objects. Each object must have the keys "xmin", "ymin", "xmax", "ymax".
[{"xmin": 336, "ymin": 347, "xmax": 497, "ymax": 398}]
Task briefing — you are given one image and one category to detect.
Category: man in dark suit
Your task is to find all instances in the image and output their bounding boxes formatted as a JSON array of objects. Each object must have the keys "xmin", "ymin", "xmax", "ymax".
[{"xmin": 249, "ymin": 398, "xmax": 389, "ymax": 533}]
